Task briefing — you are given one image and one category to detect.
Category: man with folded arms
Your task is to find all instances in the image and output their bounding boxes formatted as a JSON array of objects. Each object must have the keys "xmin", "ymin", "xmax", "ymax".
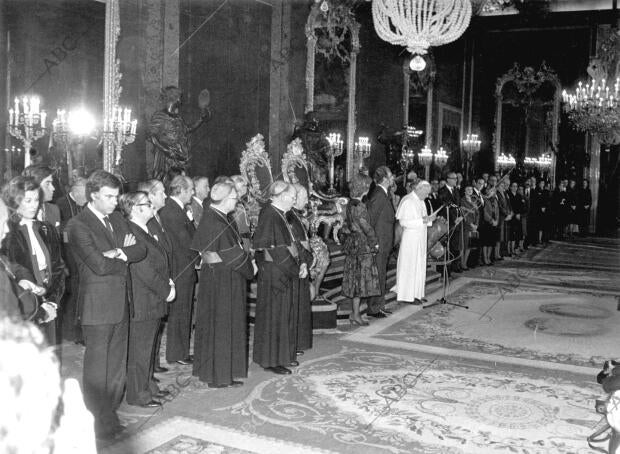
[
  {"xmin": 119, "ymin": 191, "xmax": 176, "ymax": 407},
  {"xmin": 66, "ymin": 170, "xmax": 146, "ymax": 440}
]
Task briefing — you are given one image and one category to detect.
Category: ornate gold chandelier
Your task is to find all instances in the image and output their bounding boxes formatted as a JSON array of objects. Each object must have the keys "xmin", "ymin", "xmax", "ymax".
[
  {"xmin": 561, "ymin": 27, "xmax": 620, "ymax": 145},
  {"xmin": 562, "ymin": 78, "xmax": 620, "ymax": 145},
  {"xmin": 372, "ymin": 0, "xmax": 472, "ymax": 68}
]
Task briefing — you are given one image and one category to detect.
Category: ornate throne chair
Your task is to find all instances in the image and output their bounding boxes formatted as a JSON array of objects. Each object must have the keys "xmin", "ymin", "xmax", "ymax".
[{"xmin": 239, "ymin": 133, "xmax": 273, "ymax": 229}]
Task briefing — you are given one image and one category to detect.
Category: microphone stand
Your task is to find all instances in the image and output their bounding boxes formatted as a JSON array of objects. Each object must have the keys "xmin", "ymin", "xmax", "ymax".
[{"xmin": 424, "ymin": 202, "xmax": 469, "ymax": 309}]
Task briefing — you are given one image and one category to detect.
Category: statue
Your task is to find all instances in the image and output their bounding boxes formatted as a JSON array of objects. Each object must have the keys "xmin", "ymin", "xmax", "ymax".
[
  {"xmin": 148, "ymin": 86, "xmax": 212, "ymax": 181},
  {"xmin": 292, "ymin": 112, "xmax": 330, "ymax": 191}
]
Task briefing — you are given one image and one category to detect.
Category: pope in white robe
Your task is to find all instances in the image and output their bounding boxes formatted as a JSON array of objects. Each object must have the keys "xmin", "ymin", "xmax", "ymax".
[{"xmin": 392, "ymin": 181, "xmax": 435, "ymax": 303}]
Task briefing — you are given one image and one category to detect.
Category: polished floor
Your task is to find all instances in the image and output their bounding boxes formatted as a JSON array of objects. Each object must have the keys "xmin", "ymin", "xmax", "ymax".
[{"xmin": 59, "ymin": 237, "xmax": 620, "ymax": 453}]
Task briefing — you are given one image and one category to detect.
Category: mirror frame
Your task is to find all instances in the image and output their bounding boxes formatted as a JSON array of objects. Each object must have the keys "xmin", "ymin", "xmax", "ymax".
[
  {"xmin": 304, "ymin": 3, "xmax": 360, "ymax": 182},
  {"xmin": 493, "ymin": 64, "xmax": 561, "ymax": 183},
  {"xmin": 402, "ymin": 60, "xmax": 434, "ymax": 147}
]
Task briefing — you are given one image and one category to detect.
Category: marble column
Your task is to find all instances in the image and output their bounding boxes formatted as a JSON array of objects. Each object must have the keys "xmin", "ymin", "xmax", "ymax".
[
  {"xmin": 269, "ymin": 0, "xmax": 292, "ymax": 169},
  {"xmin": 142, "ymin": 0, "xmax": 179, "ymax": 177},
  {"xmin": 587, "ymin": 134, "xmax": 600, "ymax": 233}
]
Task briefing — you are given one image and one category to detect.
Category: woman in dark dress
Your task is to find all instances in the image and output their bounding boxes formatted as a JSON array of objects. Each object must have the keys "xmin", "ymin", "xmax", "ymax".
[
  {"xmin": 253, "ymin": 181, "xmax": 304, "ymax": 375},
  {"xmin": 1, "ymin": 176, "xmax": 65, "ymax": 345},
  {"xmin": 288, "ymin": 184, "xmax": 313, "ymax": 354},
  {"xmin": 480, "ymin": 187, "xmax": 499, "ymax": 265},
  {"xmin": 532, "ymin": 179, "xmax": 550, "ymax": 244},
  {"xmin": 191, "ymin": 182, "xmax": 255, "ymax": 387},
  {"xmin": 579, "ymin": 179, "xmax": 592, "ymax": 236},
  {"xmin": 460, "ymin": 185, "xmax": 479, "ymax": 270},
  {"xmin": 341, "ymin": 174, "xmax": 380, "ymax": 326},
  {"xmin": 507, "ymin": 182, "xmax": 525, "ymax": 256},
  {"xmin": 567, "ymin": 179, "xmax": 580, "ymax": 239}
]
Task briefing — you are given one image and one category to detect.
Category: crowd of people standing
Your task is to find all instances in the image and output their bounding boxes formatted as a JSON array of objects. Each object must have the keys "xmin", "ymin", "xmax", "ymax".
[
  {"xmin": 0, "ymin": 161, "xmax": 594, "ymax": 443},
  {"xmin": 0, "ymin": 166, "xmax": 317, "ymax": 441}
]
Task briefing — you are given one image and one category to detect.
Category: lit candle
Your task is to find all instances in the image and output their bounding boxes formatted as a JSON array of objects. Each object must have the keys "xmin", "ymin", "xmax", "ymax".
[
  {"xmin": 9, "ymin": 108, "xmax": 14, "ymax": 126},
  {"xmin": 23, "ymin": 96, "xmax": 29, "ymax": 115},
  {"xmin": 14, "ymin": 97, "xmax": 19, "ymax": 116},
  {"xmin": 40, "ymin": 110, "xmax": 46, "ymax": 128},
  {"xmin": 130, "ymin": 119, "xmax": 137, "ymax": 136}
]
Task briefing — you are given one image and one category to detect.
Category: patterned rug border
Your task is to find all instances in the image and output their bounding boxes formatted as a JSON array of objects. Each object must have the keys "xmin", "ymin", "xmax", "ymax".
[
  {"xmin": 343, "ymin": 277, "xmax": 602, "ymax": 375},
  {"xmin": 101, "ymin": 416, "xmax": 339, "ymax": 454}
]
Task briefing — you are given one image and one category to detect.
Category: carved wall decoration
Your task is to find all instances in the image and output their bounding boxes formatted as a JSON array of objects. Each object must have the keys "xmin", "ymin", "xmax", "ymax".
[{"xmin": 493, "ymin": 62, "xmax": 561, "ymax": 182}]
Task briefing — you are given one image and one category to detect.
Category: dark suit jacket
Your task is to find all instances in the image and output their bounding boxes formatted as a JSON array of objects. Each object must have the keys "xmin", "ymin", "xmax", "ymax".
[
  {"xmin": 366, "ymin": 185, "xmax": 395, "ymax": 252},
  {"xmin": 147, "ymin": 215, "xmax": 173, "ymax": 278},
  {"xmin": 1, "ymin": 219, "xmax": 65, "ymax": 305},
  {"xmin": 159, "ymin": 198, "xmax": 198, "ymax": 283},
  {"xmin": 127, "ymin": 222, "xmax": 170, "ymax": 321},
  {"xmin": 41, "ymin": 202, "xmax": 61, "ymax": 233},
  {"xmin": 438, "ymin": 185, "xmax": 461, "ymax": 225},
  {"xmin": 67, "ymin": 208, "xmax": 146, "ymax": 325},
  {"xmin": 57, "ymin": 194, "xmax": 83, "ymax": 231},
  {"xmin": 189, "ymin": 197, "xmax": 204, "ymax": 229}
]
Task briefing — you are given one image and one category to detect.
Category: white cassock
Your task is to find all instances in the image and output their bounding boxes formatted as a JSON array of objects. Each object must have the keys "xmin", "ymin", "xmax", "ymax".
[{"xmin": 392, "ymin": 192, "xmax": 430, "ymax": 301}]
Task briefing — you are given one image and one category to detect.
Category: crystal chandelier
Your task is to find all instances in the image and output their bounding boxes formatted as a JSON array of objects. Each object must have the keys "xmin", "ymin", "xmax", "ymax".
[
  {"xmin": 562, "ymin": 78, "xmax": 620, "ymax": 145},
  {"xmin": 372, "ymin": 0, "xmax": 472, "ymax": 68},
  {"xmin": 461, "ymin": 133, "xmax": 481, "ymax": 159}
]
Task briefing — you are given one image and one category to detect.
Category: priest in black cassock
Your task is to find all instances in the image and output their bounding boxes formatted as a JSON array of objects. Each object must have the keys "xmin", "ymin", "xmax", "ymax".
[
  {"xmin": 191, "ymin": 182, "xmax": 255, "ymax": 388},
  {"xmin": 288, "ymin": 184, "xmax": 313, "ymax": 355},
  {"xmin": 253, "ymin": 181, "xmax": 307, "ymax": 375}
]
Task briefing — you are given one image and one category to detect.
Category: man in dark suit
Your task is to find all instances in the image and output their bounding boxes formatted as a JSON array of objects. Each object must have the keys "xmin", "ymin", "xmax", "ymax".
[
  {"xmin": 57, "ymin": 177, "xmax": 87, "ymax": 343},
  {"xmin": 139, "ymin": 179, "xmax": 173, "ymax": 374},
  {"xmin": 159, "ymin": 175, "xmax": 197, "ymax": 365},
  {"xmin": 364, "ymin": 166, "xmax": 395, "ymax": 318},
  {"xmin": 190, "ymin": 176, "xmax": 210, "ymax": 228},
  {"xmin": 66, "ymin": 170, "xmax": 146, "ymax": 440},
  {"xmin": 120, "ymin": 191, "xmax": 175, "ymax": 408},
  {"xmin": 438, "ymin": 172, "xmax": 464, "ymax": 273}
]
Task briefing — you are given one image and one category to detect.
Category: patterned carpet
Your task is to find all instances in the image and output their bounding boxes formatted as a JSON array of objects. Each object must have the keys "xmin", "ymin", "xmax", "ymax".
[
  {"xmin": 346, "ymin": 278, "xmax": 620, "ymax": 373},
  {"xmin": 66, "ymin": 237, "xmax": 619, "ymax": 454}
]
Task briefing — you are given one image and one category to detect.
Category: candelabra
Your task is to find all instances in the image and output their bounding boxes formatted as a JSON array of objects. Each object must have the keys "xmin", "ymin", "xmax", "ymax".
[
  {"xmin": 462, "ymin": 133, "xmax": 481, "ymax": 180},
  {"xmin": 562, "ymin": 77, "xmax": 620, "ymax": 145},
  {"xmin": 8, "ymin": 96, "xmax": 48, "ymax": 169},
  {"xmin": 354, "ymin": 136, "xmax": 371, "ymax": 171},
  {"xmin": 418, "ymin": 145, "xmax": 434, "ymax": 180},
  {"xmin": 497, "ymin": 152, "xmax": 516, "ymax": 171},
  {"xmin": 52, "ymin": 108, "xmax": 96, "ymax": 183},
  {"xmin": 400, "ymin": 126, "xmax": 423, "ymax": 171},
  {"xmin": 3, "ymin": 146, "xmax": 22, "ymax": 179},
  {"xmin": 400, "ymin": 145, "xmax": 416, "ymax": 171},
  {"xmin": 102, "ymin": 106, "xmax": 137, "ymax": 178},
  {"xmin": 326, "ymin": 132, "xmax": 344, "ymax": 194}
]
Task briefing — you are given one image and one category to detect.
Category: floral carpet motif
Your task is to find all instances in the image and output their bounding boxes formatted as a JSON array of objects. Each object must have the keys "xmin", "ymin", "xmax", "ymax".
[
  {"xmin": 367, "ymin": 280, "xmax": 619, "ymax": 369},
  {"xmin": 220, "ymin": 349, "xmax": 600, "ymax": 454}
]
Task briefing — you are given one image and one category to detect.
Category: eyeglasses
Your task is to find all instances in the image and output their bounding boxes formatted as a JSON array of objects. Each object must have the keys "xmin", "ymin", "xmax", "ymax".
[{"xmin": 136, "ymin": 202, "xmax": 152, "ymax": 207}]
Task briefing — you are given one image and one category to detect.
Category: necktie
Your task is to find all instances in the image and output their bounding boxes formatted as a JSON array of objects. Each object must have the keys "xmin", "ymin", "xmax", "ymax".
[{"xmin": 103, "ymin": 216, "xmax": 114, "ymax": 235}]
